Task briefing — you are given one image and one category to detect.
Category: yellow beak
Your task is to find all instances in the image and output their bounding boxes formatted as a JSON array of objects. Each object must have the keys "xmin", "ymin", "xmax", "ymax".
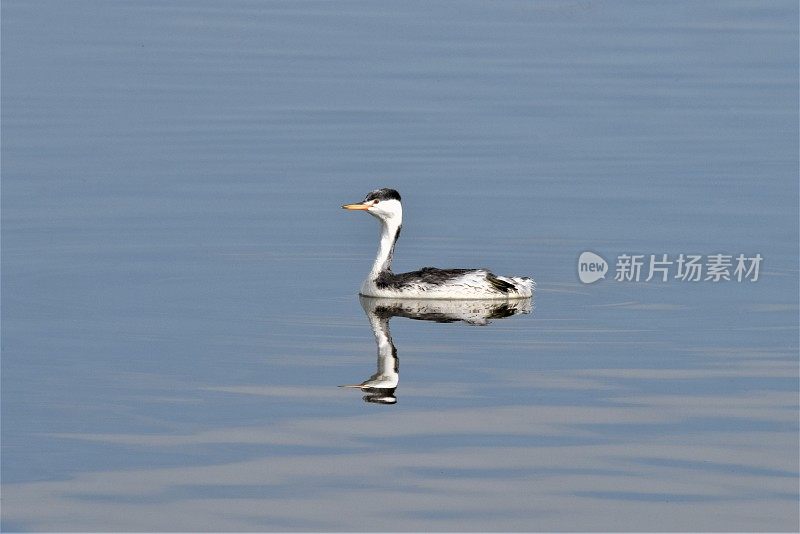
[{"xmin": 342, "ymin": 203, "xmax": 370, "ymax": 210}]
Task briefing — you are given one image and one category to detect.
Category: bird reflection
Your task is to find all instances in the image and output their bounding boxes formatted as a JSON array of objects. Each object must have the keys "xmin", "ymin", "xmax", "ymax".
[{"xmin": 340, "ymin": 296, "xmax": 532, "ymax": 404}]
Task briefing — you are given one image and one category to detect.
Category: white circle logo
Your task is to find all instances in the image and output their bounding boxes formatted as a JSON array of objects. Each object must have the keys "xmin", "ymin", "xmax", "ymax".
[{"xmin": 578, "ymin": 251, "xmax": 608, "ymax": 284}]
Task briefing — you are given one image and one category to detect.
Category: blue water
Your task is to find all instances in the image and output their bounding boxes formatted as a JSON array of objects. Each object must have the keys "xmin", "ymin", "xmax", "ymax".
[{"xmin": 2, "ymin": 1, "xmax": 798, "ymax": 531}]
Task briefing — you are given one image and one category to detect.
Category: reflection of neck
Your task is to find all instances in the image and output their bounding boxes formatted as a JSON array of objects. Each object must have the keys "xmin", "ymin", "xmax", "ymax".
[
  {"xmin": 370, "ymin": 219, "xmax": 401, "ymax": 277},
  {"xmin": 366, "ymin": 311, "xmax": 398, "ymax": 384}
]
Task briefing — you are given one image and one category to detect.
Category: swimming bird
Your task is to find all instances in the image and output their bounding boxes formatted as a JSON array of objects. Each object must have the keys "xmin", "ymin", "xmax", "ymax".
[{"xmin": 342, "ymin": 188, "xmax": 534, "ymax": 299}]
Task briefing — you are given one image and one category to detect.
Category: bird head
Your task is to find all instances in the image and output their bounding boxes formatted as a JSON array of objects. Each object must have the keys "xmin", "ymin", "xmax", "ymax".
[{"xmin": 342, "ymin": 188, "xmax": 403, "ymax": 223}]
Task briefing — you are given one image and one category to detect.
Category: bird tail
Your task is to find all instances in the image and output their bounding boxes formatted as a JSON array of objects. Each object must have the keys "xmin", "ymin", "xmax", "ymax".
[{"xmin": 509, "ymin": 276, "xmax": 535, "ymax": 297}]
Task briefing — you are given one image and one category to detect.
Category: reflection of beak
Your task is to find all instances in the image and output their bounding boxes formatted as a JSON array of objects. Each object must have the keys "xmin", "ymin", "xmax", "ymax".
[{"xmin": 342, "ymin": 203, "xmax": 370, "ymax": 210}]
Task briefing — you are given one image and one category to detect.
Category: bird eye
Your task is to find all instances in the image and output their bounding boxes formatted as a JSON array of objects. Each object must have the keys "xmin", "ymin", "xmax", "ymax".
[{"xmin": 372, "ymin": 199, "xmax": 380, "ymax": 205}]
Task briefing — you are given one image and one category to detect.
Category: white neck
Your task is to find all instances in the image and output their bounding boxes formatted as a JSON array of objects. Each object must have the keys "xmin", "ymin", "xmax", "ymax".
[{"xmin": 370, "ymin": 218, "xmax": 401, "ymax": 277}]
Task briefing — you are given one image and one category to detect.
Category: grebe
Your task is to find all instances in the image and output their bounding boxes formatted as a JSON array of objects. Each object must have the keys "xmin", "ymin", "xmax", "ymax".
[{"xmin": 342, "ymin": 188, "xmax": 534, "ymax": 299}]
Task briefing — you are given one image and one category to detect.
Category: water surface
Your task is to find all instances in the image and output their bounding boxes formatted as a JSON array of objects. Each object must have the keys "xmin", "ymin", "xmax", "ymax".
[{"xmin": 2, "ymin": 1, "xmax": 798, "ymax": 531}]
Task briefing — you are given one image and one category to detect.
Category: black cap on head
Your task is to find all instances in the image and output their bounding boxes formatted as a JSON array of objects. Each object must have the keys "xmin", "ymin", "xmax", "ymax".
[{"xmin": 363, "ymin": 188, "xmax": 401, "ymax": 203}]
